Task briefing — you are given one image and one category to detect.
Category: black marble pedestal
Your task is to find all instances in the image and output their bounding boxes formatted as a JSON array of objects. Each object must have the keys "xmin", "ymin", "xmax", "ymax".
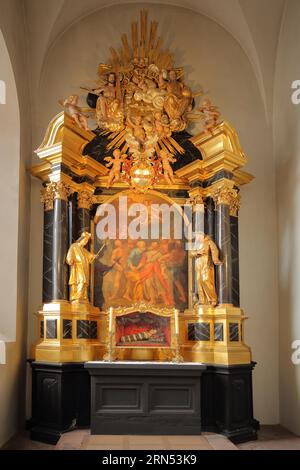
[
  {"xmin": 85, "ymin": 362, "xmax": 207, "ymax": 436},
  {"xmin": 29, "ymin": 362, "xmax": 90, "ymax": 444},
  {"xmin": 201, "ymin": 363, "xmax": 259, "ymax": 443}
]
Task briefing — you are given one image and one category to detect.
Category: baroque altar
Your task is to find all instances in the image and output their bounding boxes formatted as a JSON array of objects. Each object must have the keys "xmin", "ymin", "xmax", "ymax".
[{"xmin": 29, "ymin": 11, "xmax": 258, "ymax": 444}]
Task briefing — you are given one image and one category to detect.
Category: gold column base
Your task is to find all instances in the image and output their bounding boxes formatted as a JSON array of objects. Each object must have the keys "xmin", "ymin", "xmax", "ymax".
[
  {"xmin": 181, "ymin": 305, "xmax": 252, "ymax": 365},
  {"xmin": 33, "ymin": 301, "xmax": 106, "ymax": 363},
  {"xmin": 34, "ymin": 341, "xmax": 105, "ymax": 363}
]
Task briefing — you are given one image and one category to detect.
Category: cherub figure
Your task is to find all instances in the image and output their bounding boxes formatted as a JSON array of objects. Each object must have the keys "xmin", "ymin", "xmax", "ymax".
[
  {"xmin": 127, "ymin": 114, "xmax": 146, "ymax": 145},
  {"xmin": 104, "ymin": 149, "xmax": 127, "ymax": 188},
  {"xmin": 60, "ymin": 95, "xmax": 90, "ymax": 131},
  {"xmin": 154, "ymin": 111, "xmax": 171, "ymax": 138},
  {"xmin": 159, "ymin": 149, "xmax": 177, "ymax": 185},
  {"xmin": 198, "ymin": 99, "xmax": 220, "ymax": 134}
]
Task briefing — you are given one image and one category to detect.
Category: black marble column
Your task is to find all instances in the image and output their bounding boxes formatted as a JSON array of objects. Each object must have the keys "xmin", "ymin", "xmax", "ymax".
[
  {"xmin": 215, "ymin": 203, "xmax": 232, "ymax": 304},
  {"xmin": 76, "ymin": 191, "xmax": 92, "ymax": 244},
  {"xmin": 77, "ymin": 207, "xmax": 91, "ymax": 236},
  {"xmin": 68, "ymin": 193, "xmax": 77, "ymax": 245},
  {"xmin": 204, "ymin": 197, "xmax": 215, "ymax": 241},
  {"xmin": 43, "ymin": 209, "xmax": 54, "ymax": 303},
  {"xmin": 52, "ymin": 198, "xmax": 69, "ymax": 300},
  {"xmin": 231, "ymin": 215, "xmax": 240, "ymax": 307}
]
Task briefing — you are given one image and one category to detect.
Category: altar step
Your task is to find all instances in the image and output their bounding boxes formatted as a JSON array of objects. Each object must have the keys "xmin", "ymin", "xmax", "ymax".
[{"xmin": 54, "ymin": 429, "xmax": 237, "ymax": 450}]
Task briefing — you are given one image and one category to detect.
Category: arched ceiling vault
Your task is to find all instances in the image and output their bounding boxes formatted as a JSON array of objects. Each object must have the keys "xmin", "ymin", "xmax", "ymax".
[{"xmin": 24, "ymin": 0, "xmax": 286, "ymax": 125}]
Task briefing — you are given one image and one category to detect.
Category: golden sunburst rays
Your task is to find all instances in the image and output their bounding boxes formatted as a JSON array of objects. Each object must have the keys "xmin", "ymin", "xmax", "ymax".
[
  {"xmin": 103, "ymin": 129, "xmax": 184, "ymax": 157},
  {"xmin": 100, "ymin": 10, "xmax": 174, "ymax": 72}
]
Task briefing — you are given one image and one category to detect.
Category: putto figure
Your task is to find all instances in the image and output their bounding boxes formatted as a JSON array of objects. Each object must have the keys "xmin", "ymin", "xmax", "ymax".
[
  {"xmin": 159, "ymin": 149, "xmax": 176, "ymax": 185},
  {"xmin": 59, "ymin": 95, "xmax": 90, "ymax": 131},
  {"xmin": 66, "ymin": 232, "xmax": 96, "ymax": 302},
  {"xmin": 197, "ymin": 99, "xmax": 220, "ymax": 134},
  {"xmin": 191, "ymin": 233, "xmax": 222, "ymax": 307},
  {"xmin": 104, "ymin": 149, "xmax": 127, "ymax": 187}
]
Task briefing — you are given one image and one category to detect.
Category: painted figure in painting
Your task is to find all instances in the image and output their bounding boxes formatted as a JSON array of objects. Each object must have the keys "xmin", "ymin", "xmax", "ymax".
[
  {"xmin": 66, "ymin": 231, "xmax": 96, "ymax": 302},
  {"xmin": 191, "ymin": 233, "xmax": 222, "ymax": 306},
  {"xmin": 99, "ymin": 238, "xmax": 187, "ymax": 308}
]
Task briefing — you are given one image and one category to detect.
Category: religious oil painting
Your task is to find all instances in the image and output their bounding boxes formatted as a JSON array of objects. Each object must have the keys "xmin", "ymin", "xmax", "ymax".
[
  {"xmin": 93, "ymin": 191, "xmax": 188, "ymax": 310},
  {"xmin": 115, "ymin": 312, "xmax": 171, "ymax": 347}
]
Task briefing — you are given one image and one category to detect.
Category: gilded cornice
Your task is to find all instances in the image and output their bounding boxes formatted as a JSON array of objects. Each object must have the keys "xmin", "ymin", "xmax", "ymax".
[
  {"xmin": 31, "ymin": 112, "xmax": 107, "ymax": 183},
  {"xmin": 176, "ymin": 120, "xmax": 254, "ymax": 188}
]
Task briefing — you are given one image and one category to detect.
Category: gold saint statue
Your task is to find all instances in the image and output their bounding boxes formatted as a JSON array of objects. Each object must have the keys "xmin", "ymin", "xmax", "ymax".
[
  {"xmin": 191, "ymin": 233, "xmax": 222, "ymax": 307},
  {"xmin": 66, "ymin": 231, "xmax": 97, "ymax": 302}
]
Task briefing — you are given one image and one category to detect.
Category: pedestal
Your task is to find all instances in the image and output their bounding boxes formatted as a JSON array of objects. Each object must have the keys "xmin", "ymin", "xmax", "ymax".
[
  {"xmin": 33, "ymin": 301, "xmax": 106, "ymax": 362},
  {"xmin": 85, "ymin": 361, "xmax": 206, "ymax": 435},
  {"xmin": 201, "ymin": 362, "xmax": 259, "ymax": 443},
  {"xmin": 29, "ymin": 362, "xmax": 90, "ymax": 444}
]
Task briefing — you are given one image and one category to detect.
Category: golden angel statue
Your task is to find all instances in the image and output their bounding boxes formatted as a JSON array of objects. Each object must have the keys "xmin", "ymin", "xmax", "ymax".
[
  {"xmin": 191, "ymin": 233, "xmax": 222, "ymax": 307},
  {"xmin": 104, "ymin": 149, "xmax": 127, "ymax": 188},
  {"xmin": 66, "ymin": 231, "xmax": 99, "ymax": 302},
  {"xmin": 59, "ymin": 95, "xmax": 92, "ymax": 131}
]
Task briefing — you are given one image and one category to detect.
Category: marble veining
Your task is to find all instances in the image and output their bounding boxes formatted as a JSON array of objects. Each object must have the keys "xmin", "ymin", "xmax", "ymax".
[
  {"xmin": 52, "ymin": 199, "xmax": 69, "ymax": 300},
  {"xmin": 214, "ymin": 323, "xmax": 223, "ymax": 341},
  {"xmin": 63, "ymin": 319, "xmax": 72, "ymax": 339},
  {"xmin": 229, "ymin": 322, "xmax": 239, "ymax": 342},
  {"xmin": 216, "ymin": 203, "xmax": 232, "ymax": 304},
  {"xmin": 40, "ymin": 320, "xmax": 44, "ymax": 339},
  {"xmin": 43, "ymin": 210, "xmax": 54, "ymax": 303},
  {"xmin": 188, "ymin": 322, "xmax": 210, "ymax": 341},
  {"xmin": 230, "ymin": 216, "xmax": 240, "ymax": 307},
  {"xmin": 77, "ymin": 320, "xmax": 98, "ymax": 339},
  {"xmin": 46, "ymin": 319, "xmax": 57, "ymax": 339}
]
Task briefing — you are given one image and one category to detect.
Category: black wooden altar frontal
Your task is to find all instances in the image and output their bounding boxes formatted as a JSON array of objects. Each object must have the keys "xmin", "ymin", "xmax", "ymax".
[{"xmin": 85, "ymin": 361, "xmax": 206, "ymax": 435}]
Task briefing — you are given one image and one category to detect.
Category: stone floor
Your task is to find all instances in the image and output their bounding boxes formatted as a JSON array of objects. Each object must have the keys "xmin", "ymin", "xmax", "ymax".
[
  {"xmin": 55, "ymin": 430, "xmax": 237, "ymax": 450},
  {"xmin": 2, "ymin": 426, "xmax": 300, "ymax": 450},
  {"xmin": 236, "ymin": 425, "xmax": 300, "ymax": 450}
]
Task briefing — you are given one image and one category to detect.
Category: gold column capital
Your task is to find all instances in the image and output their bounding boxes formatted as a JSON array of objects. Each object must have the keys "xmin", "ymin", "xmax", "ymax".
[
  {"xmin": 211, "ymin": 185, "xmax": 240, "ymax": 217},
  {"xmin": 40, "ymin": 184, "xmax": 55, "ymax": 211},
  {"xmin": 77, "ymin": 189, "xmax": 94, "ymax": 210},
  {"xmin": 186, "ymin": 188, "xmax": 204, "ymax": 206},
  {"xmin": 40, "ymin": 181, "xmax": 72, "ymax": 210}
]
